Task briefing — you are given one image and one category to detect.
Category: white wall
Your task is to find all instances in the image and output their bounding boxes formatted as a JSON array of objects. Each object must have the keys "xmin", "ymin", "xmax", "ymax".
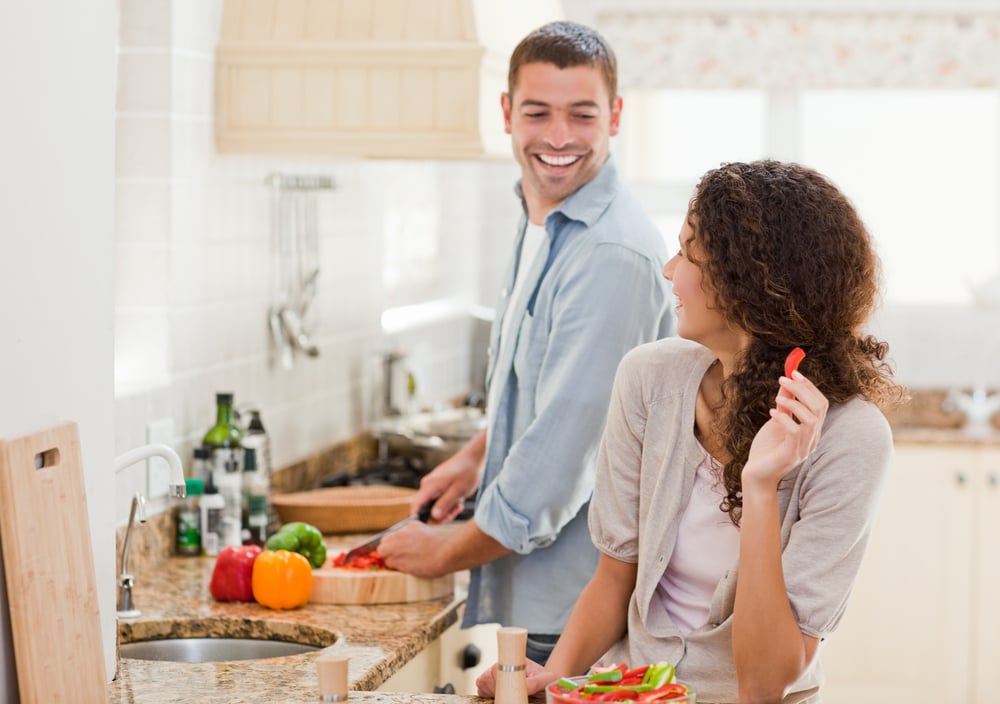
[
  {"xmin": 112, "ymin": 0, "xmax": 521, "ymax": 522},
  {"xmin": 0, "ymin": 1, "xmax": 118, "ymax": 694}
]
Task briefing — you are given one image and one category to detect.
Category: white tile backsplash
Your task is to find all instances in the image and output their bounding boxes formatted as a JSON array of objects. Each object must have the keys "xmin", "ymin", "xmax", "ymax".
[
  {"xmin": 116, "ymin": 51, "xmax": 172, "ymax": 113},
  {"xmin": 115, "ymin": 116, "xmax": 172, "ymax": 180},
  {"xmin": 119, "ymin": 0, "xmax": 173, "ymax": 50},
  {"xmin": 115, "ymin": 181, "xmax": 171, "ymax": 244}
]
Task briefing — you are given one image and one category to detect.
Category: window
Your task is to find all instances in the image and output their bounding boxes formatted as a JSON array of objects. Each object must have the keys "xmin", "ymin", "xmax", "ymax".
[
  {"xmin": 617, "ymin": 89, "xmax": 1000, "ymax": 306},
  {"xmin": 801, "ymin": 90, "xmax": 999, "ymax": 305}
]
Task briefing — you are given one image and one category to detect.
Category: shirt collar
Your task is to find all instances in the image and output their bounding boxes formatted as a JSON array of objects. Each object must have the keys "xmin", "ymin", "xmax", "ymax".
[{"xmin": 513, "ymin": 156, "xmax": 620, "ymax": 229}]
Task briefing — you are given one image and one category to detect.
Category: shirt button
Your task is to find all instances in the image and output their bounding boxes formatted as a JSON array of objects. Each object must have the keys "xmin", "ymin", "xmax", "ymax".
[
  {"xmin": 501, "ymin": 288, "xmax": 509, "ymax": 298},
  {"xmin": 657, "ymin": 556, "xmax": 664, "ymax": 565},
  {"xmin": 488, "ymin": 348, "xmax": 494, "ymax": 357}
]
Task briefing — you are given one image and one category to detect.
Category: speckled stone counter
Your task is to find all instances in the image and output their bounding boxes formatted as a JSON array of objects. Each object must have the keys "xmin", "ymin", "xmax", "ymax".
[
  {"xmin": 892, "ymin": 426, "xmax": 1000, "ymax": 446},
  {"xmin": 108, "ymin": 536, "xmax": 488, "ymax": 704}
]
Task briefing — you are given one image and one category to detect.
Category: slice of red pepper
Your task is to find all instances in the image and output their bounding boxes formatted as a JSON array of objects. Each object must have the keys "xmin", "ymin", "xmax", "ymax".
[
  {"xmin": 638, "ymin": 683, "xmax": 688, "ymax": 702},
  {"xmin": 784, "ymin": 347, "xmax": 806, "ymax": 378}
]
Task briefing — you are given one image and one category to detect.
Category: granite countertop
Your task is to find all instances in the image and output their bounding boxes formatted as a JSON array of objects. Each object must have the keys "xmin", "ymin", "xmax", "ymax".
[{"xmin": 108, "ymin": 535, "xmax": 488, "ymax": 704}]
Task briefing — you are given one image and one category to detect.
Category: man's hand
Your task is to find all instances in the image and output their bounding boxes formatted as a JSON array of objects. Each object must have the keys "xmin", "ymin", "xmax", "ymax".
[
  {"xmin": 377, "ymin": 521, "xmax": 451, "ymax": 578},
  {"xmin": 411, "ymin": 429, "xmax": 486, "ymax": 522},
  {"xmin": 476, "ymin": 658, "xmax": 554, "ymax": 698}
]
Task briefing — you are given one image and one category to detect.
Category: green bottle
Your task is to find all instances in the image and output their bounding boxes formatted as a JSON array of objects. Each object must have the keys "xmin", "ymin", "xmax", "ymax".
[{"xmin": 203, "ymin": 392, "xmax": 243, "ymax": 547}]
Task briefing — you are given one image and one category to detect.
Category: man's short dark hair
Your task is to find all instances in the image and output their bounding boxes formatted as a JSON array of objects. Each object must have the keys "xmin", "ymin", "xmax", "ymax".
[{"xmin": 507, "ymin": 21, "xmax": 618, "ymax": 105}]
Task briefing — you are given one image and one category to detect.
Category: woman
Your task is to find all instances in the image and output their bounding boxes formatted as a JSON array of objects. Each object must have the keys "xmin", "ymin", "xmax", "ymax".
[{"xmin": 478, "ymin": 160, "xmax": 904, "ymax": 703}]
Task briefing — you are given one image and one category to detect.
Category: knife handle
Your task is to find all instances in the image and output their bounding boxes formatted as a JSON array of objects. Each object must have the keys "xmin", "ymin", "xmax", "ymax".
[{"xmin": 416, "ymin": 501, "xmax": 434, "ymax": 523}]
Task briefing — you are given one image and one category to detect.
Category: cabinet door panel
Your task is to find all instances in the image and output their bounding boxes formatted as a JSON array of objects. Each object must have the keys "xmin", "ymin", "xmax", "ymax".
[
  {"xmin": 821, "ymin": 446, "xmax": 974, "ymax": 704},
  {"xmin": 974, "ymin": 451, "xmax": 1000, "ymax": 704}
]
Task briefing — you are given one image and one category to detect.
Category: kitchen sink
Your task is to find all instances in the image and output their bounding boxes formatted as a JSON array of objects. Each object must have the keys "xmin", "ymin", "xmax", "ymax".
[
  {"xmin": 118, "ymin": 617, "xmax": 338, "ymax": 663},
  {"xmin": 119, "ymin": 637, "xmax": 319, "ymax": 662}
]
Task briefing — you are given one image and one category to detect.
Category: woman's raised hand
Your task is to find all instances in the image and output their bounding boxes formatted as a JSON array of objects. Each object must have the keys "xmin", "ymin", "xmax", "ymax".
[{"xmin": 743, "ymin": 369, "xmax": 829, "ymax": 489}]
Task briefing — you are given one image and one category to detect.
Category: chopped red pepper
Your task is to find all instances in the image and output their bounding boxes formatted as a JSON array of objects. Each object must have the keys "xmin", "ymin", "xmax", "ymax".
[
  {"xmin": 331, "ymin": 549, "xmax": 388, "ymax": 570},
  {"xmin": 784, "ymin": 347, "xmax": 806, "ymax": 378}
]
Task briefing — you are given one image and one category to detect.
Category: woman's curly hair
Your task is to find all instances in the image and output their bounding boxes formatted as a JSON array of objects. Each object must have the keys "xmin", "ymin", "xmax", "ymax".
[{"xmin": 685, "ymin": 160, "xmax": 907, "ymax": 525}]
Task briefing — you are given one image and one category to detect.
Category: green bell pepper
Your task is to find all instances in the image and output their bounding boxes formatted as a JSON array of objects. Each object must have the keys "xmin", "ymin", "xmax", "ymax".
[{"xmin": 265, "ymin": 521, "xmax": 327, "ymax": 569}]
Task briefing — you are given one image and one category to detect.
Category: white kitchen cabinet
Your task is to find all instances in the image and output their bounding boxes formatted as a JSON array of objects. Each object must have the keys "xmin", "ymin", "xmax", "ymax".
[
  {"xmin": 377, "ymin": 638, "xmax": 443, "ymax": 693},
  {"xmin": 821, "ymin": 441, "xmax": 1000, "ymax": 703},
  {"xmin": 438, "ymin": 618, "xmax": 500, "ymax": 695},
  {"xmin": 377, "ymin": 610, "xmax": 499, "ymax": 694}
]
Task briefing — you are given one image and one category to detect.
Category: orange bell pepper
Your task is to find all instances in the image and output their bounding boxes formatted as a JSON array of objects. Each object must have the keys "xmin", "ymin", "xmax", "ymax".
[{"xmin": 251, "ymin": 549, "xmax": 313, "ymax": 609}]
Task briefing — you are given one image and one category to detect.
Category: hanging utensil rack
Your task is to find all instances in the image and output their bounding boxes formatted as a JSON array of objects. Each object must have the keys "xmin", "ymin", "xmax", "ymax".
[{"xmin": 267, "ymin": 172, "xmax": 334, "ymax": 369}]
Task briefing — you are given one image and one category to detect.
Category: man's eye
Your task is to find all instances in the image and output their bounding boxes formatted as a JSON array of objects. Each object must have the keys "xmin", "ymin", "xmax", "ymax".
[
  {"xmin": 524, "ymin": 112, "xmax": 546, "ymax": 118},
  {"xmin": 575, "ymin": 114, "xmax": 597, "ymax": 120}
]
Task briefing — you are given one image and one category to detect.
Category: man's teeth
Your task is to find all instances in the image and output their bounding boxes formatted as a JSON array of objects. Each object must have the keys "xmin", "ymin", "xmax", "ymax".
[{"xmin": 538, "ymin": 154, "xmax": 580, "ymax": 166}]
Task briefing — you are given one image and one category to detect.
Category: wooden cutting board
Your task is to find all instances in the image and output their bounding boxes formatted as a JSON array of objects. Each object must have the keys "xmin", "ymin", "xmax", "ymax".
[
  {"xmin": 310, "ymin": 566, "xmax": 453, "ymax": 605},
  {"xmin": 0, "ymin": 422, "xmax": 107, "ymax": 702}
]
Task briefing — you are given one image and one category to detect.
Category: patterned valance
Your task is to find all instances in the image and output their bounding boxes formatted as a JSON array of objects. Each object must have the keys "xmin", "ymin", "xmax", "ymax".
[{"xmin": 595, "ymin": 13, "xmax": 1000, "ymax": 90}]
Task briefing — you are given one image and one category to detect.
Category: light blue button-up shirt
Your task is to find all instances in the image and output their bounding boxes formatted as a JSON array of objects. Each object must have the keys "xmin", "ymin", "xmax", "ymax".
[{"xmin": 465, "ymin": 157, "xmax": 674, "ymax": 633}]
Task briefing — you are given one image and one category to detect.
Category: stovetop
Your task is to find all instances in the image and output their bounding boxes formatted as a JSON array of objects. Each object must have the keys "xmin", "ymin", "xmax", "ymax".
[
  {"xmin": 316, "ymin": 456, "xmax": 475, "ymax": 520},
  {"xmin": 317, "ymin": 455, "xmax": 427, "ymax": 489}
]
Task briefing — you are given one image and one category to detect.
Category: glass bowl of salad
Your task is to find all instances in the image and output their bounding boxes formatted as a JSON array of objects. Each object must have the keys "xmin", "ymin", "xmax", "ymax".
[{"xmin": 546, "ymin": 663, "xmax": 694, "ymax": 704}]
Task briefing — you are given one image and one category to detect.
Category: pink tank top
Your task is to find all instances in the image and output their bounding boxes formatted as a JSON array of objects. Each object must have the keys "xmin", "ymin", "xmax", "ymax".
[{"xmin": 657, "ymin": 443, "xmax": 740, "ymax": 634}]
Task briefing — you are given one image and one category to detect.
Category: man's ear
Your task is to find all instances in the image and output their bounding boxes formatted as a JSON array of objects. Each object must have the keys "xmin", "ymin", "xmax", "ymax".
[
  {"xmin": 609, "ymin": 95, "xmax": 624, "ymax": 137},
  {"xmin": 501, "ymin": 92, "xmax": 513, "ymax": 135}
]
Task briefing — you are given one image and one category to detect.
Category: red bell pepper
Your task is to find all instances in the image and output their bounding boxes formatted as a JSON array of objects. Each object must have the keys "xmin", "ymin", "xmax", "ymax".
[
  {"xmin": 209, "ymin": 544, "xmax": 262, "ymax": 602},
  {"xmin": 784, "ymin": 347, "xmax": 806, "ymax": 378}
]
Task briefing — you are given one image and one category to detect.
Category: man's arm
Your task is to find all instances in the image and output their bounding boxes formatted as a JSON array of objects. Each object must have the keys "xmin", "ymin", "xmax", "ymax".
[{"xmin": 379, "ymin": 516, "xmax": 511, "ymax": 578}]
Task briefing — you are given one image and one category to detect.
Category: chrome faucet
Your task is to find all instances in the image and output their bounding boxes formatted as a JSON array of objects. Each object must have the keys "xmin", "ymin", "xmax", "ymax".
[
  {"xmin": 116, "ymin": 492, "xmax": 146, "ymax": 618},
  {"xmin": 944, "ymin": 387, "xmax": 1000, "ymax": 435},
  {"xmin": 113, "ymin": 444, "xmax": 186, "ymax": 618}
]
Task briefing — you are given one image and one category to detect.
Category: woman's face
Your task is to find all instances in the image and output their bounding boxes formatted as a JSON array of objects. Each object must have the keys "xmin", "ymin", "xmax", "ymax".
[{"xmin": 662, "ymin": 218, "xmax": 744, "ymax": 354}]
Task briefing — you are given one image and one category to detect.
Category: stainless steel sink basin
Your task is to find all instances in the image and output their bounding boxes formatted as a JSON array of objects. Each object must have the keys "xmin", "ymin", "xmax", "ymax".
[
  {"xmin": 120, "ymin": 637, "xmax": 319, "ymax": 662},
  {"xmin": 118, "ymin": 618, "xmax": 337, "ymax": 663}
]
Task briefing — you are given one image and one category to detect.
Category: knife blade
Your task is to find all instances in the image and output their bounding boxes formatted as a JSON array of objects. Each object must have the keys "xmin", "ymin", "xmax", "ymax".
[{"xmin": 341, "ymin": 501, "xmax": 434, "ymax": 564}]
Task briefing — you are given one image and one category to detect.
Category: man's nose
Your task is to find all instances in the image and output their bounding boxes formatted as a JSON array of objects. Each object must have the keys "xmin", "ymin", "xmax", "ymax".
[{"xmin": 544, "ymin": 116, "xmax": 572, "ymax": 149}]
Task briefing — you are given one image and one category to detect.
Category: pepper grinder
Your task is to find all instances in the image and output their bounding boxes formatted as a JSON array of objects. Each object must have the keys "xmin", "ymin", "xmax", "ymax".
[
  {"xmin": 317, "ymin": 654, "xmax": 348, "ymax": 703},
  {"xmin": 495, "ymin": 626, "xmax": 529, "ymax": 704}
]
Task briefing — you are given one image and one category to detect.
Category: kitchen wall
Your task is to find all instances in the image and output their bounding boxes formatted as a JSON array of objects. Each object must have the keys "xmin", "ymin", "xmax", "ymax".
[
  {"xmin": 0, "ymin": 1, "xmax": 118, "ymax": 691},
  {"xmin": 113, "ymin": 0, "xmax": 522, "ymax": 523}
]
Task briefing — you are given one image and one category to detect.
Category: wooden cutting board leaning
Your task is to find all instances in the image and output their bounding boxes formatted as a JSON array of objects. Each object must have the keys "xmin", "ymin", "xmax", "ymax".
[{"xmin": 0, "ymin": 422, "xmax": 107, "ymax": 703}]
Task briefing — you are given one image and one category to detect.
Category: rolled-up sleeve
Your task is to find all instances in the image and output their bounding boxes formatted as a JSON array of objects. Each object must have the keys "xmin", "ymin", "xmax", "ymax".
[{"xmin": 475, "ymin": 242, "xmax": 669, "ymax": 554}]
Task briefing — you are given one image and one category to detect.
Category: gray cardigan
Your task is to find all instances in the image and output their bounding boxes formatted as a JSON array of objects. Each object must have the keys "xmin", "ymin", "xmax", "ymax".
[{"xmin": 589, "ymin": 337, "xmax": 893, "ymax": 704}]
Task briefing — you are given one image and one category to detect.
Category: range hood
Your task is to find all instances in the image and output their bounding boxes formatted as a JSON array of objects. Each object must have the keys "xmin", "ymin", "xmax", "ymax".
[{"xmin": 215, "ymin": 0, "xmax": 562, "ymax": 159}]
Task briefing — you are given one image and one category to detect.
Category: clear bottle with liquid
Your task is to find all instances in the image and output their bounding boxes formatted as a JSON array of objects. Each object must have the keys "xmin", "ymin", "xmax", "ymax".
[
  {"xmin": 241, "ymin": 447, "xmax": 269, "ymax": 546},
  {"xmin": 200, "ymin": 480, "xmax": 226, "ymax": 557},
  {"xmin": 241, "ymin": 409, "xmax": 274, "ymax": 529}
]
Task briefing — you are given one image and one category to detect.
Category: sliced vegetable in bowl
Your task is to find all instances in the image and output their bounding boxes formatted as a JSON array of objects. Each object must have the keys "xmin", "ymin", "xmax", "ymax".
[{"xmin": 547, "ymin": 662, "xmax": 694, "ymax": 704}]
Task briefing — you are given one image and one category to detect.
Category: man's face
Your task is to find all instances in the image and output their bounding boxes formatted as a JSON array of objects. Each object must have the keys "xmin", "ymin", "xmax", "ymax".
[{"xmin": 502, "ymin": 62, "xmax": 622, "ymax": 222}]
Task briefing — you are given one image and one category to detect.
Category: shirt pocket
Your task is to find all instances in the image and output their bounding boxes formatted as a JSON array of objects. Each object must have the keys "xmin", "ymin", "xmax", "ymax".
[{"xmin": 512, "ymin": 310, "xmax": 546, "ymax": 390}]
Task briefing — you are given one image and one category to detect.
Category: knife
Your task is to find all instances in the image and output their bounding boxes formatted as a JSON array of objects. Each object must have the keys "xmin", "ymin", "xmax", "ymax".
[{"xmin": 341, "ymin": 501, "xmax": 434, "ymax": 564}]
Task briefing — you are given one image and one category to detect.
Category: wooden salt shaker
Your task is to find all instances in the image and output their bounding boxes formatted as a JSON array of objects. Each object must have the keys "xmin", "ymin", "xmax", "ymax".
[
  {"xmin": 317, "ymin": 654, "xmax": 349, "ymax": 702},
  {"xmin": 495, "ymin": 626, "xmax": 529, "ymax": 704}
]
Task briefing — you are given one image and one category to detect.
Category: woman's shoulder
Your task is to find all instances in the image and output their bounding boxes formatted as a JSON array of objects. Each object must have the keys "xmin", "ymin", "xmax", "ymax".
[
  {"xmin": 823, "ymin": 396, "xmax": 894, "ymax": 458},
  {"xmin": 617, "ymin": 337, "xmax": 714, "ymax": 395},
  {"xmin": 621, "ymin": 337, "xmax": 713, "ymax": 374}
]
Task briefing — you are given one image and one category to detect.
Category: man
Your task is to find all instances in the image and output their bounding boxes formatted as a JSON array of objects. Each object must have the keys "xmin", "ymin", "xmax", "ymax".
[{"xmin": 378, "ymin": 21, "xmax": 673, "ymax": 665}]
